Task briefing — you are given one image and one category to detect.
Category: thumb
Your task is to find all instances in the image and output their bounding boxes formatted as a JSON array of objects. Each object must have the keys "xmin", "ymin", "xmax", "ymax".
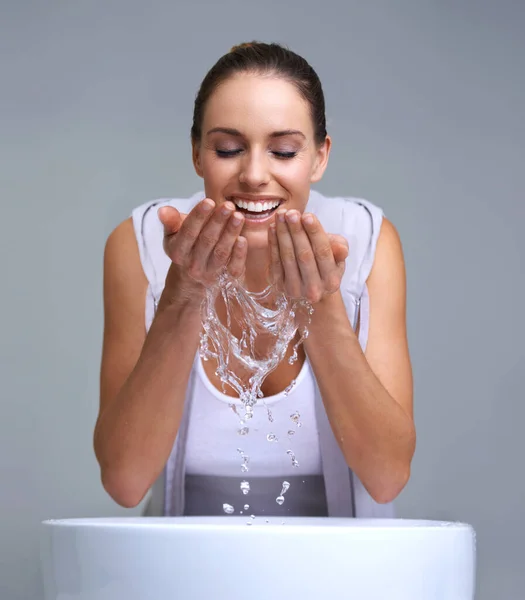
[
  {"xmin": 328, "ymin": 234, "xmax": 349, "ymax": 264},
  {"xmin": 157, "ymin": 206, "xmax": 187, "ymax": 236}
]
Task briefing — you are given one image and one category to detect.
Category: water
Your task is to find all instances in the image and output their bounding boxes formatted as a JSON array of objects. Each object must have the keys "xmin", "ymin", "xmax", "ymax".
[
  {"xmin": 200, "ymin": 269, "xmax": 312, "ymax": 520},
  {"xmin": 290, "ymin": 412, "xmax": 302, "ymax": 428},
  {"xmin": 276, "ymin": 481, "xmax": 291, "ymax": 505},
  {"xmin": 237, "ymin": 448, "xmax": 250, "ymax": 473},
  {"xmin": 286, "ymin": 450, "xmax": 300, "ymax": 468},
  {"xmin": 200, "ymin": 270, "xmax": 313, "ymax": 420}
]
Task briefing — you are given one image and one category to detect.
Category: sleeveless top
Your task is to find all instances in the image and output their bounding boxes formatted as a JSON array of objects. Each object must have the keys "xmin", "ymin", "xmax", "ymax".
[
  {"xmin": 131, "ymin": 189, "xmax": 395, "ymax": 518},
  {"xmin": 185, "ymin": 342, "xmax": 327, "ymax": 517}
]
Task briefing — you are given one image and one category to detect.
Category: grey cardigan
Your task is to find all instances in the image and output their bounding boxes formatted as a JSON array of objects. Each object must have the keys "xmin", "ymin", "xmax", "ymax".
[{"xmin": 131, "ymin": 190, "xmax": 395, "ymax": 519}]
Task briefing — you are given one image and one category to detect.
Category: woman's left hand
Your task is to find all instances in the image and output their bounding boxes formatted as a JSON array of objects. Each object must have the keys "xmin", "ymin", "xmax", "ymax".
[{"xmin": 269, "ymin": 209, "xmax": 349, "ymax": 303}]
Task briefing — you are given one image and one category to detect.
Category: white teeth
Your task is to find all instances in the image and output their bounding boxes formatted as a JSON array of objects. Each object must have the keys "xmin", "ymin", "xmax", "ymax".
[{"xmin": 232, "ymin": 198, "xmax": 281, "ymax": 213}]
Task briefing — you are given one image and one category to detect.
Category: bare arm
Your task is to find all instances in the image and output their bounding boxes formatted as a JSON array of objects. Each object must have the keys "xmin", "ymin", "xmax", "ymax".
[
  {"xmin": 95, "ymin": 199, "xmax": 247, "ymax": 508},
  {"xmin": 94, "ymin": 217, "xmax": 202, "ymax": 508},
  {"xmin": 303, "ymin": 218, "xmax": 415, "ymax": 503}
]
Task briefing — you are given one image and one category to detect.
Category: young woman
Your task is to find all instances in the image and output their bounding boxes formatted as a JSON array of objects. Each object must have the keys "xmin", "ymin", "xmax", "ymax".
[{"xmin": 94, "ymin": 42, "xmax": 415, "ymax": 518}]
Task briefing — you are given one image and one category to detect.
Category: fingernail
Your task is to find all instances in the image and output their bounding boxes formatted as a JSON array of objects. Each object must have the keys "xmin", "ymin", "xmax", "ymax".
[
  {"xmin": 202, "ymin": 200, "xmax": 214, "ymax": 212},
  {"xmin": 303, "ymin": 214, "xmax": 314, "ymax": 225},
  {"xmin": 287, "ymin": 211, "xmax": 299, "ymax": 224},
  {"xmin": 277, "ymin": 210, "xmax": 286, "ymax": 222},
  {"xmin": 232, "ymin": 213, "xmax": 243, "ymax": 226},
  {"xmin": 222, "ymin": 203, "xmax": 234, "ymax": 216}
]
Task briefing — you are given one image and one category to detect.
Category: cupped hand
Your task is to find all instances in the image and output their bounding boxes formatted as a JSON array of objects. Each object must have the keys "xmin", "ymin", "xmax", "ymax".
[
  {"xmin": 157, "ymin": 198, "xmax": 247, "ymax": 296},
  {"xmin": 269, "ymin": 209, "xmax": 349, "ymax": 303}
]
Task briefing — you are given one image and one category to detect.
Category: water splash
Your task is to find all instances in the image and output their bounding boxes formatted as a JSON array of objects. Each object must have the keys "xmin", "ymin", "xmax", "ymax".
[
  {"xmin": 223, "ymin": 504, "xmax": 234, "ymax": 514},
  {"xmin": 200, "ymin": 270, "xmax": 313, "ymax": 420}
]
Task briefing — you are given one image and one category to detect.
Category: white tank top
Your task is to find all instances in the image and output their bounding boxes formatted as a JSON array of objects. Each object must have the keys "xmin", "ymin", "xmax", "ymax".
[{"xmin": 185, "ymin": 357, "xmax": 322, "ymax": 477}]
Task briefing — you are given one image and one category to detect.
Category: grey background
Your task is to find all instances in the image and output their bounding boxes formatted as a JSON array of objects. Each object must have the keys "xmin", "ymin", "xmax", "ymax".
[{"xmin": 1, "ymin": 1, "xmax": 524, "ymax": 599}]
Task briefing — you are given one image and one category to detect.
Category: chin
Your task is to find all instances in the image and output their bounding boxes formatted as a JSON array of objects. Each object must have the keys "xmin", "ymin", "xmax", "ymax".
[{"xmin": 243, "ymin": 229, "xmax": 270, "ymax": 251}]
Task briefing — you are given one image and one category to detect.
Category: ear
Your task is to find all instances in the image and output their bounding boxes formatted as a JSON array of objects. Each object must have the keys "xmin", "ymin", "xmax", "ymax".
[
  {"xmin": 192, "ymin": 139, "xmax": 204, "ymax": 178},
  {"xmin": 310, "ymin": 135, "xmax": 332, "ymax": 183}
]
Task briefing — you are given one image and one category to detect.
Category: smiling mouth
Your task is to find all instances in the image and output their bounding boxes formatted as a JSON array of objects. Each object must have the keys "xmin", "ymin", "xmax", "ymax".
[{"xmin": 229, "ymin": 197, "xmax": 283, "ymax": 220}]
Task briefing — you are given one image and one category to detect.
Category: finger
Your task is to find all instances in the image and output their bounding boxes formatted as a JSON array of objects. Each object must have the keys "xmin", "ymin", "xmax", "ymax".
[
  {"xmin": 171, "ymin": 198, "xmax": 215, "ymax": 264},
  {"xmin": 159, "ymin": 206, "xmax": 185, "ymax": 257},
  {"xmin": 207, "ymin": 209, "xmax": 245, "ymax": 271},
  {"xmin": 158, "ymin": 206, "xmax": 185, "ymax": 235},
  {"xmin": 268, "ymin": 223, "xmax": 284, "ymax": 288},
  {"xmin": 328, "ymin": 233, "xmax": 349, "ymax": 266},
  {"xmin": 227, "ymin": 236, "xmax": 248, "ymax": 279},
  {"xmin": 285, "ymin": 210, "xmax": 322, "ymax": 303},
  {"xmin": 301, "ymin": 213, "xmax": 338, "ymax": 280},
  {"xmin": 190, "ymin": 202, "xmax": 236, "ymax": 277},
  {"xmin": 275, "ymin": 209, "xmax": 302, "ymax": 298}
]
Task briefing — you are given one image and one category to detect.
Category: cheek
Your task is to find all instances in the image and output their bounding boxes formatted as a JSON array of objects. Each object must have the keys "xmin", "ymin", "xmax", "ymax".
[
  {"xmin": 275, "ymin": 159, "xmax": 315, "ymax": 189},
  {"xmin": 201, "ymin": 155, "xmax": 237, "ymax": 184}
]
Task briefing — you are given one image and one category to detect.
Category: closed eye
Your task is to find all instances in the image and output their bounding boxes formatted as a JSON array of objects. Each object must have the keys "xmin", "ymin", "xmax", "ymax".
[{"xmin": 215, "ymin": 149, "xmax": 297, "ymax": 159}]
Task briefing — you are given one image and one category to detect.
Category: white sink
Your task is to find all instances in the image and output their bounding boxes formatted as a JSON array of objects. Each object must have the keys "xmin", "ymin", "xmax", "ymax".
[{"xmin": 41, "ymin": 517, "xmax": 476, "ymax": 599}]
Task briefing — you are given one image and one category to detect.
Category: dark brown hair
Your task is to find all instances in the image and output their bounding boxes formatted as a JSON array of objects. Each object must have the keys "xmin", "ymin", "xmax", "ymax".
[{"xmin": 191, "ymin": 41, "xmax": 327, "ymax": 146}]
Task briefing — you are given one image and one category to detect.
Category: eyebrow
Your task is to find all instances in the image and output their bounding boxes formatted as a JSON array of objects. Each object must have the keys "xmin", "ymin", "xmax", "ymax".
[{"xmin": 206, "ymin": 127, "xmax": 306, "ymax": 139}]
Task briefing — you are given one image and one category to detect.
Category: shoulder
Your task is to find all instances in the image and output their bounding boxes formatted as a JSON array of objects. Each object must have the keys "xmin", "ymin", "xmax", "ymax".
[
  {"xmin": 104, "ymin": 217, "xmax": 147, "ymax": 291},
  {"xmin": 368, "ymin": 217, "xmax": 406, "ymax": 289},
  {"xmin": 309, "ymin": 190, "xmax": 386, "ymax": 297},
  {"xmin": 307, "ymin": 189, "xmax": 384, "ymax": 235}
]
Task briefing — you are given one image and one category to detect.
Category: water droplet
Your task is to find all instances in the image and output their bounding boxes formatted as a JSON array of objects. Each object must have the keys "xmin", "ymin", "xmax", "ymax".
[
  {"xmin": 240, "ymin": 481, "xmax": 250, "ymax": 495},
  {"xmin": 284, "ymin": 380, "xmax": 296, "ymax": 396},
  {"xmin": 276, "ymin": 480, "xmax": 290, "ymax": 505},
  {"xmin": 223, "ymin": 504, "xmax": 234, "ymax": 514},
  {"xmin": 266, "ymin": 433, "xmax": 278, "ymax": 442},
  {"xmin": 290, "ymin": 412, "xmax": 301, "ymax": 425},
  {"xmin": 250, "ymin": 515, "xmax": 255, "ymax": 520},
  {"xmin": 287, "ymin": 450, "xmax": 299, "ymax": 468},
  {"xmin": 237, "ymin": 449, "xmax": 250, "ymax": 473},
  {"xmin": 238, "ymin": 427, "xmax": 249, "ymax": 436},
  {"xmin": 267, "ymin": 408, "xmax": 274, "ymax": 422},
  {"xmin": 244, "ymin": 504, "xmax": 249, "ymax": 510},
  {"xmin": 287, "ymin": 430, "xmax": 295, "ymax": 437},
  {"xmin": 246, "ymin": 521, "xmax": 253, "ymax": 526}
]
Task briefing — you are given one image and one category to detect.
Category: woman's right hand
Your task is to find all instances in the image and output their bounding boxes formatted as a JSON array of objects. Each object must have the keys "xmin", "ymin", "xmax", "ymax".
[{"xmin": 157, "ymin": 198, "xmax": 247, "ymax": 304}]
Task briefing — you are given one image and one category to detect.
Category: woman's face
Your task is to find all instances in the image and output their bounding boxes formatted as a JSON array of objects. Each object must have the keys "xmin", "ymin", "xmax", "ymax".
[{"xmin": 192, "ymin": 73, "xmax": 331, "ymax": 249}]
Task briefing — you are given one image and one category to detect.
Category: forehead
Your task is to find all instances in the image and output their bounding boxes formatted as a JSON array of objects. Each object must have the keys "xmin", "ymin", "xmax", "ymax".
[{"xmin": 203, "ymin": 73, "xmax": 314, "ymax": 136}]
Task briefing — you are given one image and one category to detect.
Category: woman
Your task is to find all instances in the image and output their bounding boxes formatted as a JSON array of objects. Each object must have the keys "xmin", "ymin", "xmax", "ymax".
[{"xmin": 94, "ymin": 42, "xmax": 415, "ymax": 518}]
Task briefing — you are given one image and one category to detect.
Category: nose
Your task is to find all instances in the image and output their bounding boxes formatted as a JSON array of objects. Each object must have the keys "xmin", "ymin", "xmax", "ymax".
[{"xmin": 238, "ymin": 149, "xmax": 271, "ymax": 187}]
